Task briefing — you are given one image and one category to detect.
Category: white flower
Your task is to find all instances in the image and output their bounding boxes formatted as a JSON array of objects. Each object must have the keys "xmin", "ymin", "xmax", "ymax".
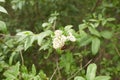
[
  {"xmin": 67, "ymin": 32, "xmax": 76, "ymax": 42},
  {"xmin": 61, "ymin": 35, "xmax": 67, "ymax": 42},
  {"xmin": 52, "ymin": 37, "xmax": 65, "ymax": 49},
  {"xmin": 54, "ymin": 30, "xmax": 63, "ymax": 37},
  {"xmin": 52, "ymin": 31, "xmax": 67, "ymax": 49},
  {"xmin": 52, "ymin": 30, "xmax": 76, "ymax": 49}
]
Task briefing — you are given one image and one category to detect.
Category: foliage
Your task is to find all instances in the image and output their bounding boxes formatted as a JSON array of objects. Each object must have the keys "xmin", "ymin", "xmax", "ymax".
[
  {"xmin": 0, "ymin": 0, "xmax": 120, "ymax": 80},
  {"xmin": 74, "ymin": 63, "xmax": 110, "ymax": 80}
]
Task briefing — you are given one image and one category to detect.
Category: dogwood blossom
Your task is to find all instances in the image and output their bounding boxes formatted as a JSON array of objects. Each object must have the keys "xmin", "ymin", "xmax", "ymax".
[
  {"xmin": 67, "ymin": 32, "xmax": 76, "ymax": 42},
  {"xmin": 52, "ymin": 30, "xmax": 76, "ymax": 49},
  {"xmin": 54, "ymin": 30, "xmax": 63, "ymax": 37},
  {"xmin": 52, "ymin": 35, "xmax": 67, "ymax": 49}
]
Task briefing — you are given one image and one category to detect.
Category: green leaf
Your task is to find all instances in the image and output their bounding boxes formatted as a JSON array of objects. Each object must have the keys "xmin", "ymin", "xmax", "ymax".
[
  {"xmin": 39, "ymin": 70, "xmax": 47, "ymax": 79},
  {"xmin": 24, "ymin": 36, "xmax": 36, "ymax": 50},
  {"xmin": 21, "ymin": 65, "xmax": 28, "ymax": 74},
  {"xmin": 16, "ymin": 31, "xmax": 34, "ymax": 36},
  {"xmin": 0, "ymin": 0, "xmax": 5, "ymax": 2},
  {"xmin": 86, "ymin": 63, "xmax": 97, "ymax": 80},
  {"xmin": 37, "ymin": 30, "xmax": 52, "ymax": 46},
  {"xmin": 95, "ymin": 76, "xmax": 111, "ymax": 80},
  {"xmin": 0, "ymin": 21, "xmax": 7, "ymax": 33},
  {"xmin": 89, "ymin": 19, "xmax": 97, "ymax": 22},
  {"xmin": 100, "ymin": 31, "xmax": 113, "ymax": 39},
  {"xmin": 59, "ymin": 52, "xmax": 74, "ymax": 74},
  {"xmin": 88, "ymin": 27, "xmax": 101, "ymax": 37},
  {"xmin": 39, "ymin": 40, "xmax": 50, "ymax": 51},
  {"xmin": 91, "ymin": 37, "xmax": 100, "ymax": 55},
  {"xmin": 0, "ymin": 61, "xmax": 9, "ymax": 72},
  {"xmin": 74, "ymin": 76, "xmax": 85, "ymax": 80},
  {"xmin": 79, "ymin": 36, "xmax": 92, "ymax": 46},
  {"xmin": 9, "ymin": 52, "xmax": 16, "ymax": 65},
  {"xmin": 79, "ymin": 30, "xmax": 92, "ymax": 46},
  {"xmin": 44, "ymin": 48, "xmax": 52, "ymax": 59},
  {"xmin": 64, "ymin": 25, "xmax": 73, "ymax": 33},
  {"xmin": 32, "ymin": 64, "xmax": 36, "ymax": 76},
  {"xmin": 3, "ymin": 62, "xmax": 20, "ymax": 79},
  {"xmin": 101, "ymin": 20, "xmax": 107, "ymax": 26},
  {"xmin": 0, "ymin": 6, "xmax": 8, "ymax": 14},
  {"xmin": 42, "ymin": 22, "xmax": 50, "ymax": 28},
  {"xmin": 107, "ymin": 18, "xmax": 115, "ymax": 21},
  {"xmin": 79, "ymin": 24, "xmax": 87, "ymax": 30}
]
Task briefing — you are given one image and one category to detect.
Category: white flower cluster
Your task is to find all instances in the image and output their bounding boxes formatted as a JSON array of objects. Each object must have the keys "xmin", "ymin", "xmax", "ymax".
[{"xmin": 52, "ymin": 30, "xmax": 76, "ymax": 49}]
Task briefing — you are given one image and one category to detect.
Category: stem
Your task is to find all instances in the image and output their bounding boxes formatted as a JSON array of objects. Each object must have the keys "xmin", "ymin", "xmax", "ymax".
[
  {"xmin": 20, "ymin": 51, "xmax": 24, "ymax": 65},
  {"xmin": 114, "ymin": 46, "xmax": 120, "ymax": 57},
  {"xmin": 91, "ymin": 0, "xmax": 102, "ymax": 13},
  {"xmin": 50, "ymin": 68, "xmax": 57, "ymax": 80},
  {"xmin": 67, "ymin": 59, "xmax": 92, "ymax": 80}
]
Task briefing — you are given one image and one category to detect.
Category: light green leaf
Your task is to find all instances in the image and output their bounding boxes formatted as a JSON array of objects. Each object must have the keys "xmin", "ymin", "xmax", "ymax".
[
  {"xmin": 3, "ymin": 62, "xmax": 20, "ymax": 79},
  {"xmin": 24, "ymin": 35, "xmax": 36, "ymax": 50},
  {"xmin": 0, "ymin": 6, "xmax": 8, "ymax": 14},
  {"xmin": 79, "ymin": 36, "xmax": 92, "ymax": 47},
  {"xmin": 42, "ymin": 22, "xmax": 50, "ymax": 27},
  {"xmin": 100, "ymin": 31, "xmax": 113, "ymax": 39},
  {"xmin": 74, "ymin": 76, "xmax": 85, "ymax": 80},
  {"xmin": 39, "ymin": 40, "xmax": 50, "ymax": 51},
  {"xmin": 0, "ymin": 20, "xmax": 7, "ymax": 33},
  {"xmin": 88, "ymin": 27, "xmax": 101, "ymax": 37},
  {"xmin": 64, "ymin": 25, "xmax": 73, "ymax": 33},
  {"xmin": 39, "ymin": 70, "xmax": 47, "ymax": 79},
  {"xmin": 95, "ymin": 76, "xmax": 111, "ymax": 80},
  {"xmin": 37, "ymin": 30, "xmax": 52, "ymax": 46},
  {"xmin": 32, "ymin": 64, "xmax": 36, "ymax": 76},
  {"xmin": 79, "ymin": 30, "xmax": 92, "ymax": 46},
  {"xmin": 101, "ymin": 20, "xmax": 107, "ymax": 26},
  {"xmin": 89, "ymin": 19, "xmax": 97, "ymax": 22},
  {"xmin": 86, "ymin": 63, "xmax": 97, "ymax": 80},
  {"xmin": 16, "ymin": 31, "xmax": 33, "ymax": 36},
  {"xmin": 91, "ymin": 37, "xmax": 100, "ymax": 55},
  {"xmin": 107, "ymin": 18, "xmax": 115, "ymax": 21},
  {"xmin": 79, "ymin": 24, "xmax": 87, "ymax": 30},
  {"xmin": 9, "ymin": 52, "xmax": 16, "ymax": 65},
  {"xmin": 0, "ymin": 0, "xmax": 5, "ymax": 2},
  {"xmin": 59, "ymin": 52, "xmax": 74, "ymax": 74},
  {"xmin": 21, "ymin": 65, "xmax": 28, "ymax": 74}
]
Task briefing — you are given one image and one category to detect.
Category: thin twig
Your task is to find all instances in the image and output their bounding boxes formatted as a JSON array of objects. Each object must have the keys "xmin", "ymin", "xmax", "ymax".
[
  {"xmin": 91, "ymin": 0, "xmax": 102, "ymax": 13},
  {"xmin": 67, "ymin": 59, "xmax": 92, "ymax": 80},
  {"xmin": 56, "ymin": 61, "xmax": 62, "ymax": 80},
  {"xmin": 52, "ymin": 20, "xmax": 56, "ymax": 31},
  {"xmin": 20, "ymin": 50, "xmax": 24, "ymax": 65},
  {"xmin": 50, "ymin": 67, "xmax": 57, "ymax": 80},
  {"xmin": 114, "ymin": 46, "xmax": 120, "ymax": 57}
]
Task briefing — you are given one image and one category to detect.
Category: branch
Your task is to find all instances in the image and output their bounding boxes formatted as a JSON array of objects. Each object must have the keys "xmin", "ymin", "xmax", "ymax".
[
  {"xmin": 91, "ymin": 0, "xmax": 102, "ymax": 13},
  {"xmin": 67, "ymin": 59, "xmax": 92, "ymax": 80}
]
